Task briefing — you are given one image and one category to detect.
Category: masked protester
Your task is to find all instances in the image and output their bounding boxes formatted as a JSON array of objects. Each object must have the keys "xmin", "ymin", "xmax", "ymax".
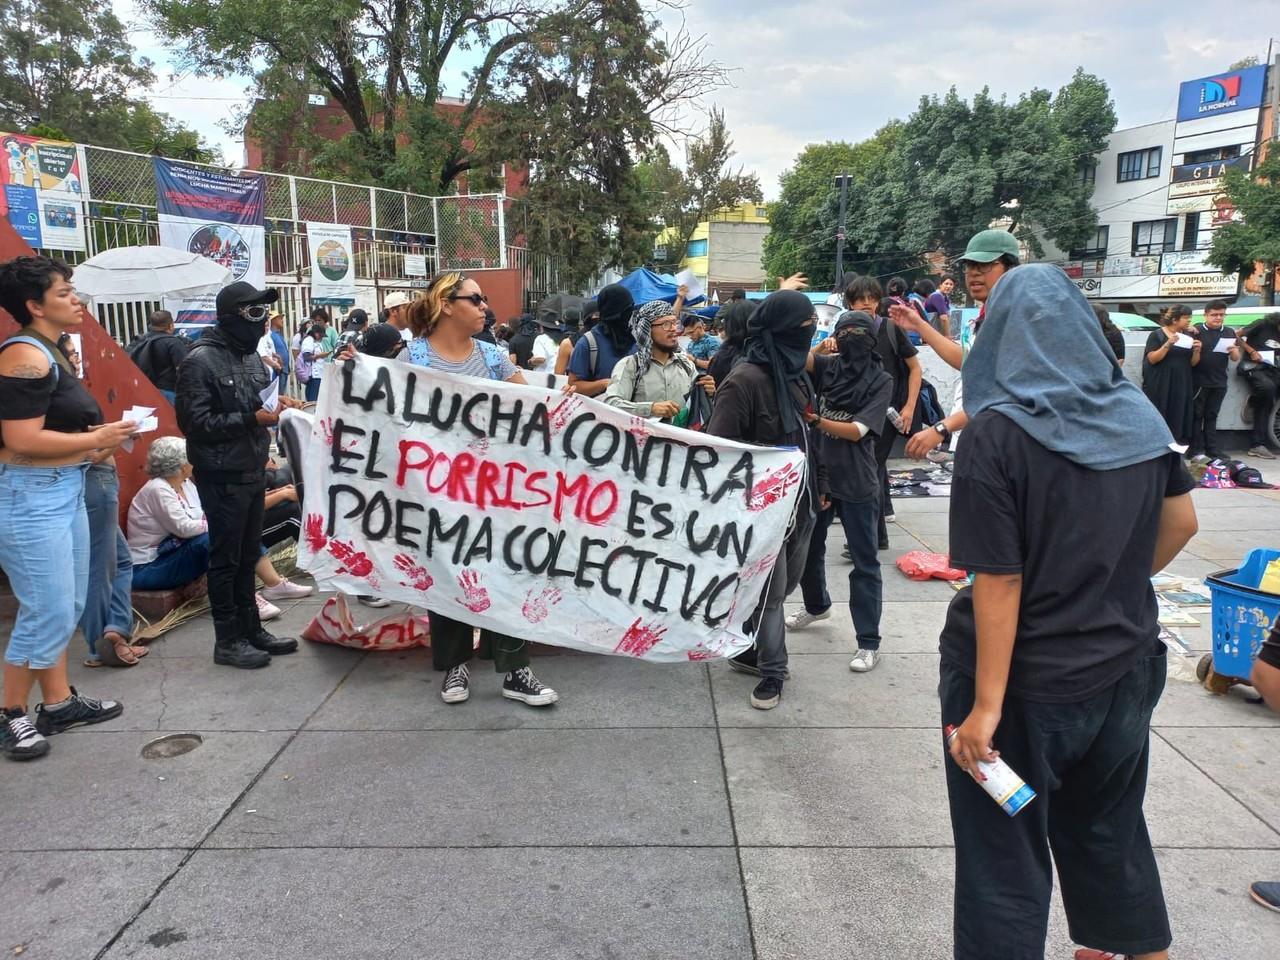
[
  {"xmin": 175, "ymin": 281, "xmax": 299, "ymax": 669},
  {"xmin": 705, "ymin": 290, "xmax": 820, "ymax": 710},
  {"xmin": 567, "ymin": 283, "xmax": 635, "ymax": 397}
]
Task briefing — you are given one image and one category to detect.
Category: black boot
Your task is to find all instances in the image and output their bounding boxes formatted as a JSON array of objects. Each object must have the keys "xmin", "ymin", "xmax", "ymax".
[
  {"xmin": 213, "ymin": 617, "xmax": 271, "ymax": 669},
  {"xmin": 248, "ymin": 626, "xmax": 299, "ymax": 656},
  {"xmin": 240, "ymin": 606, "xmax": 299, "ymax": 656}
]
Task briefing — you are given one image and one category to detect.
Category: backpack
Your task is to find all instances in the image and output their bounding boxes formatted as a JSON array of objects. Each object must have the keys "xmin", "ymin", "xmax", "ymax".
[
  {"xmin": 294, "ymin": 342, "xmax": 315, "ymax": 383},
  {"xmin": 1, "ymin": 335, "xmax": 60, "ymax": 384},
  {"xmin": 583, "ymin": 328, "xmax": 602, "ymax": 379}
]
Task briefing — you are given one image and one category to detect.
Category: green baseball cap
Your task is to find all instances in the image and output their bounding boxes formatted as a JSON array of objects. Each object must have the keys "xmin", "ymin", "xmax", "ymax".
[{"xmin": 960, "ymin": 229, "xmax": 1021, "ymax": 264}]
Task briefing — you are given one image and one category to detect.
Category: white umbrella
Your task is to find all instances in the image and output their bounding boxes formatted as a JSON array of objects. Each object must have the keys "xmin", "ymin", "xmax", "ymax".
[{"xmin": 73, "ymin": 246, "xmax": 232, "ymax": 304}]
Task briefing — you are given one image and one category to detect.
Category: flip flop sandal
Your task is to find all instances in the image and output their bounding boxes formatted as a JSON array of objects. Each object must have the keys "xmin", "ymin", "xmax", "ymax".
[
  {"xmin": 98, "ymin": 632, "xmax": 139, "ymax": 668},
  {"xmin": 128, "ymin": 644, "xmax": 150, "ymax": 659}
]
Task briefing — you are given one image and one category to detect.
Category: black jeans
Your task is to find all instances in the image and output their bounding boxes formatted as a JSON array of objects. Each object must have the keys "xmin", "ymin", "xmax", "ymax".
[
  {"xmin": 750, "ymin": 504, "xmax": 816, "ymax": 681},
  {"xmin": 194, "ymin": 476, "xmax": 266, "ymax": 637},
  {"xmin": 428, "ymin": 610, "xmax": 529, "ymax": 674},
  {"xmin": 261, "ymin": 500, "xmax": 301, "ymax": 550},
  {"xmin": 1191, "ymin": 385, "xmax": 1226, "ymax": 456},
  {"xmin": 874, "ymin": 409, "xmax": 919, "ymax": 538},
  {"xmin": 939, "ymin": 650, "xmax": 1171, "ymax": 960},
  {"xmin": 798, "ymin": 498, "xmax": 882, "ymax": 650},
  {"xmin": 1242, "ymin": 367, "xmax": 1280, "ymax": 447}
]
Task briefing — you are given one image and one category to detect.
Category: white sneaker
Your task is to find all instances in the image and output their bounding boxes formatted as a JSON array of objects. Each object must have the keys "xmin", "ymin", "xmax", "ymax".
[
  {"xmin": 884, "ymin": 513, "xmax": 897, "ymax": 523},
  {"xmin": 255, "ymin": 592, "xmax": 282, "ymax": 621},
  {"xmin": 848, "ymin": 649, "xmax": 881, "ymax": 673},
  {"xmin": 358, "ymin": 595, "xmax": 393, "ymax": 608},
  {"xmin": 260, "ymin": 578, "xmax": 314, "ymax": 600},
  {"xmin": 785, "ymin": 608, "xmax": 831, "ymax": 630}
]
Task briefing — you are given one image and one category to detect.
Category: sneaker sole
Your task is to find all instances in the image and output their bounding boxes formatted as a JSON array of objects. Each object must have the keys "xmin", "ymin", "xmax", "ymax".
[
  {"xmin": 849, "ymin": 660, "xmax": 879, "ymax": 673},
  {"xmin": 1250, "ymin": 888, "xmax": 1280, "ymax": 913},
  {"xmin": 502, "ymin": 689, "xmax": 559, "ymax": 706},
  {"xmin": 750, "ymin": 694, "xmax": 781, "ymax": 710},
  {"xmin": 441, "ymin": 688, "xmax": 470, "ymax": 704},
  {"xmin": 36, "ymin": 702, "xmax": 124, "ymax": 736}
]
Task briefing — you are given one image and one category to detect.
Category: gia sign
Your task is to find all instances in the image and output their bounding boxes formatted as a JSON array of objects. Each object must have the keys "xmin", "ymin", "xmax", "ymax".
[{"xmin": 299, "ymin": 356, "xmax": 807, "ymax": 661}]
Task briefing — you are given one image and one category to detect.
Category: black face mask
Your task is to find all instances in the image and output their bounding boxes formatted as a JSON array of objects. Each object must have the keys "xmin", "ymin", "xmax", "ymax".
[{"xmin": 219, "ymin": 315, "xmax": 267, "ymax": 354}]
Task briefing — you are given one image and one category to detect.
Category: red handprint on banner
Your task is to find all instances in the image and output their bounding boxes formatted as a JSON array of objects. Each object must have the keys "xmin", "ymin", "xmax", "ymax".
[
  {"xmin": 626, "ymin": 416, "xmax": 651, "ymax": 445},
  {"xmin": 455, "ymin": 569, "xmax": 491, "ymax": 613},
  {"xmin": 327, "ymin": 537, "xmax": 374, "ymax": 579},
  {"xmin": 304, "ymin": 513, "xmax": 328, "ymax": 553},
  {"xmin": 318, "ymin": 417, "xmax": 361, "ymax": 452},
  {"xmin": 521, "ymin": 586, "xmax": 563, "ymax": 624},
  {"xmin": 549, "ymin": 395, "xmax": 584, "ymax": 433},
  {"xmin": 393, "ymin": 554, "xmax": 433, "ymax": 592},
  {"xmin": 615, "ymin": 617, "xmax": 669, "ymax": 657},
  {"xmin": 748, "ymin": 464, "xmax": 803, "ymax": 511}
]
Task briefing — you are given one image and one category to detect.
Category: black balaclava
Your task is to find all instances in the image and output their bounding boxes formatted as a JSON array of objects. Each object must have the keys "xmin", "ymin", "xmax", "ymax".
[
  {"xmin": 819, "ymin": 311, "xmax": 891, "ymax": 416},
  {"xmin": 744, "ymin": 290, "xmax": 815, "ymax": 432},
  {"xmin": 218, "ymin": 307, "xmax": 268, "ymax": 355},
  {"xmin": 596, "ymin": 283, "xmax": 636, "ymax": 352}
]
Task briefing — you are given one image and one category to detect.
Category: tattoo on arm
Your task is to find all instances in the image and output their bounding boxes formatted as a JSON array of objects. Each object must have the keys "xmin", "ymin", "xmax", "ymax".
[
  {"xmin": 9, "ymin": 363, "xmax": 48, "ymax": 379},
  {"xmin": 11, "ymin": 453, "xmax": 34, "ymax": 465}
]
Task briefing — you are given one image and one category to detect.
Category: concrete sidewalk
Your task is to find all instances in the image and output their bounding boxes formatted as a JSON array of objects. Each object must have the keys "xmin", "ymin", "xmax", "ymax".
[{"xmin": 4, "ymin": 479, "xmax": 1280, "ymax": 959}]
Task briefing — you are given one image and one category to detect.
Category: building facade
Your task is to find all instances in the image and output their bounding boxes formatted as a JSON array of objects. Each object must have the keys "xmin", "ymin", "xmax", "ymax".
[
  {"xmin": 655, "ymin": 203, "xmax": 771, "ymax": 295},
  {"xmin": 1038, "ymin": 61, "xmax": 1273, "ymax": 311}
]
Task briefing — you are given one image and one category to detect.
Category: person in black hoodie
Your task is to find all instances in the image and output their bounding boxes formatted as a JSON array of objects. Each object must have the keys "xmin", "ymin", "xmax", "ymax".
[
  {"xmin": 707, "ymin": 298, "xmax": 753, "ymax": 385},
  {"xmin": 176, "ymin": 282, "xmax": 301, "ymax": 669}
]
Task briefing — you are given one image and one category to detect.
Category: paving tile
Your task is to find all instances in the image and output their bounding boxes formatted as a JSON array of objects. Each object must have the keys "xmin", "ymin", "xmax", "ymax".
[
  {"xmin": 710, "ymin": 653, "xmax": 944, "ymax": 729},
  {"xmin": 1156, "ymin": 727, "xmax": 1280, "ymax": 835},
  {"xmin": 740, "ymin": 847, "xmax": 1280, "ymax": 960},
  {"xmin": 205, "ymin": 729, "xmax": 732, "ymax": 848},
  {"xmin": 2, "ymin": 850, "xmax": 183, "ymax": 960},
  {"xmin": 103, "ymin": 847, "xmax": 751, "ymax": 960},
  {"xmin": 0, "ymin": 732, "xmax": 290, "ymax": 851},
  {"xmin": 307, "ymin": 647, "xmax": 715, "ymax": 730},
  {"xmin": 65, "ymin": 643, "xmax": 358, "ymax": 732},
  {"xmin": 1153, "ymin": 674, "xmax": 1280, "ymax": 728},
  {"xmin": 784, "ymin": 601, "xmax": 951, "ymax": 655}
]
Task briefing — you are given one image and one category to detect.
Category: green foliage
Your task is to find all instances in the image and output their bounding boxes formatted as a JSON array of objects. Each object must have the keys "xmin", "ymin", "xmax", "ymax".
[
  {"xmin": 0, "ymin": 0, "xmax": 214, "ymax": 159},
  {"xmin": 641, "ymin": 108, "xmax": 763, "ymax": 273},
  {"xmin": 1207, "ymin": 150, "xmax": 1280, "ymax": 305}
]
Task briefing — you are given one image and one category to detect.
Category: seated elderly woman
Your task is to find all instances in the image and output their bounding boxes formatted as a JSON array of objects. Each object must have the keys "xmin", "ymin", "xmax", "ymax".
[{"xmin": 127, "ymin": 436, "xmax": 312, "ymax": 620}]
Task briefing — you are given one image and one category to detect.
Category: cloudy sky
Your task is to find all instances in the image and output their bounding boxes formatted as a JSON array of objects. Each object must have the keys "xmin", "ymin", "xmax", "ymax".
[{"xmin": 117, "ymin": 0, "xmax": 1276, "ymax": 198}]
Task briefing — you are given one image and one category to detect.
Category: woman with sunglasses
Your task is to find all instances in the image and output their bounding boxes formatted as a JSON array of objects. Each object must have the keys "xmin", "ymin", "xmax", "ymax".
[{"xmin": 403, "ymin": 273, "xmax": 561, "ymax": 709}]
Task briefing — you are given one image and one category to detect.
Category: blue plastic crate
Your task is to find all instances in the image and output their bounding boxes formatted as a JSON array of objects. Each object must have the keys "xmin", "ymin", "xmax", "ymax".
[{"xmin": 1206, "ymin": 548, "xmax": 1280, "ymax": 680}]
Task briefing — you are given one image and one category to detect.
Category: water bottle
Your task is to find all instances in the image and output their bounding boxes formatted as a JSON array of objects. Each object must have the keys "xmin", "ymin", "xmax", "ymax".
[{"xmin": 944, "ymin": 725, "xmax": 1036, "ymax": 817}]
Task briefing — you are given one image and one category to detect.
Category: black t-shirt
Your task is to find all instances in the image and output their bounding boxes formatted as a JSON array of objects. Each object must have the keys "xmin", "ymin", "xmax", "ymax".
[
  {"xmin": 812, "ymin": 354, "xmax": 892, "ymax": 503},
  {"xmin": 0, "ymin": 337, "xmax": 103, "ymax": 449},
  {"xmin": 1104, "ymin": 328, "xmax": 1126, "ymax": 363},
  {"xmin": 508, "ymin": 332, "xmax": 536, "ymax": 368},
  {"xmin": 1193, "ymin": 324, "xmax": 1236, "ymax": 388},
  {"xmin": 940, "ymin": 410, "xmax": 1196, "ymax": 703},
  {"xmin": 1240, "ymin": 319, "xmax": 1280, "ymax": 353},
  {"xmin": 873, "ymin": 318, "xmax": 917, "ymax": 409}
]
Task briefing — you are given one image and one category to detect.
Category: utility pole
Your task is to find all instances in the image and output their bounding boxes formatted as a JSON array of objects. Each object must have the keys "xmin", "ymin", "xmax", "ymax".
[{"xmin": 834, "ymin": 172, "xmax": 850, "ymax": 286}]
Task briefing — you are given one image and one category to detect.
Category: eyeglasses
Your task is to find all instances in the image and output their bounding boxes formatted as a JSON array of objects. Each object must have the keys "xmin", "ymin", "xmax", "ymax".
[
  {"xmin": 961, "ymin": 261, "xmax": 1000, "ymax": 275},
  {"xmin": 448, "ymin": 293, "xmax": 488, "ymax": 306},
  {"xmin": 653, "ymin": 319, "xmax": 678, "ymax": 330}
]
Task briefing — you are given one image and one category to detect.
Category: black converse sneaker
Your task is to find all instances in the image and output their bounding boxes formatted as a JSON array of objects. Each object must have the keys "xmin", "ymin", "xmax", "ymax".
[
  {"xmin": 34, "ymin": 687, "xmax": 124, "ymax": 736},
  {"xmin": 2, "ymin": 707, "xmax": 49, "ymax": 760},
  {"xmin": 441, "ymin": 664, "xmax": 470, "ymax": 704},
  {"xmin": 502, "ymin": 667, "xmax": 559, "ymax": 706}
]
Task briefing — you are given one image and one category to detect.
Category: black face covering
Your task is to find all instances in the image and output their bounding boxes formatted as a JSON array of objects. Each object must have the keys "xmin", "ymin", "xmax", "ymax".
[
  {"xmin": 744, "ymin": 290, "xmax": 816, "ymax": 432},
  {"xmin": 218, "ymin": 313, "xmax": 268, "ymax": 355},
  {"xmin": 819, "ymin": 311, "xmax": 891, "ymax": 416}
]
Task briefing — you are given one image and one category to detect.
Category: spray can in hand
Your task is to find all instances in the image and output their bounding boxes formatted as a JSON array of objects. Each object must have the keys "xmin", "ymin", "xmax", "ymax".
[
  {"xmin": 887, "ymin": 406, "xmax": 906, "ymax": 432},
  {"xmin": 944, "ymin": 724, "xmax": 1036, "ymax": 817}
]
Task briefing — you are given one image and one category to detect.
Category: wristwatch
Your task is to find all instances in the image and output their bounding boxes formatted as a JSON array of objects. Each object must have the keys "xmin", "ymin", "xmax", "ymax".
[{"xmin": 933, "ymin": 422, "xmax": 952, "ymax": 444}]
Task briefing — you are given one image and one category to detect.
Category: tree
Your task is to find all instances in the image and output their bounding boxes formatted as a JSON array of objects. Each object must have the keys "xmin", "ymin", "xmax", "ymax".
[
  {"xmin": 761, "ymin": 127, "xmax": 901, "ymax": 291},
  {"xmin": 862, "ymin": 69, "xmax": 1116, "ymax": 265},
  {"xmin": 641, "ymin": 108, "xmax": 762, "ymax": 274},
  {"xmin": 0, "ymin": 0, "xmax": 215, "ymax": 159},
  {"xmin": 483, "ymin": 0, "xmax": 725, "ymax": 290},
  {"xmin": 1207, "ymin": 150, "xmax": 1280, "ymax": 306}
]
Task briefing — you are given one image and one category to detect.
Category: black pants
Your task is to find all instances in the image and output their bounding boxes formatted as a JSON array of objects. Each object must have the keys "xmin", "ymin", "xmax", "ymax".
[
  {"xmin": 798, "ymin": 498, "xmax": 882, "ymax": 649},
  {"xmin": 428, "ymin": 610, "xmax": 529, "ymax": 674},
  {"xmin": 874, "ymin": 409, "xmax": 919, "ymax": 538},
  {"xmin": 262, "ymin": 500, "xmax": 301, "ymax": 549},
  {"xmin": 1242, "ymin": 367, "xmax": 1280, "ymax": 447},
  {"xmin": 939, "ymin": 651, "xmax": 1171, "ymax": 960},
  {"xmin": 195, "ymin": 476, "xmax": 266, "ymax": 637},
  {"xmin": 1191, "ymin": 385, "xmax": 1226, "ymax": 457}
]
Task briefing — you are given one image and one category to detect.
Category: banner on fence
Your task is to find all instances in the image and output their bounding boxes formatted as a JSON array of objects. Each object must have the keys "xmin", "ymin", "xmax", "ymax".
[
  {"xmin": 1, "ymin": 132, "xmax": 86, "ymax": 251},
  {"xmin": 299, "ymin": 357, "xmax": 807, "ymax": 661},
  {"xmin": 154, "ymin": 157, "xmax": 265, "ymax": 323},
  {"xmin": 306, "ymin": 222, "xmax": 357, "ymax": 304}
]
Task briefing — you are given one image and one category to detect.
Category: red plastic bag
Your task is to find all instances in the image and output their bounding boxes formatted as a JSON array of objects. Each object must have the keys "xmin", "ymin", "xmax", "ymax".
[
  {"xmin": 302, "ymin": 594, "xmax": 431, "ymax": 651},
  {"xmin": 895, "ymin": 550, "xmax": 967, "ymax": 582}
]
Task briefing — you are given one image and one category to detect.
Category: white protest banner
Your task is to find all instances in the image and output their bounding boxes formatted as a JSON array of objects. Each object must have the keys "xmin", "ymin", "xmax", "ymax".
[
  {"xmin": 307, "ymin": 222, "xmax": 357, "ymax": 302},
  {"xmin": 298, "ymin": 356, "xmax": 807, "ymax": 662}
]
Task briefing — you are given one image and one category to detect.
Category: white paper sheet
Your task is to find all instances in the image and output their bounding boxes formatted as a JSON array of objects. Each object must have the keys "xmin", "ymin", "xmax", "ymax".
[
  {"xmin": 1213, "ymin": 337, "xmax": 1235, "ymax": 354},
  {"xmin": 1259, "ymin": 350, "xmax": 1276, "ymax": 366},
  {"xmin": 675, "ymin": 269, "xmax": 705, "ymax": 303},
  {"xmin": 260, "ymin": 377, "xmax": 280, "ymax": 413},
  {"xmin": 1173, "ymin": 333, "xmax": 1195, "ymax": 349}
]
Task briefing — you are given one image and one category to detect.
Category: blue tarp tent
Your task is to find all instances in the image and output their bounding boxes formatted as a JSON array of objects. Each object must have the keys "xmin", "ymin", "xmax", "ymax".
[{"xmin": 607, "ymin": 268, "xmax": 707, "ymax": 307}]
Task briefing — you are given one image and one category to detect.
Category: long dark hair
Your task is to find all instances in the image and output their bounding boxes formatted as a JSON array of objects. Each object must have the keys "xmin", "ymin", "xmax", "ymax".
[
  {"xmin": 1092, "ymin": 305, "xmax": 1120, "ymax": 337},
  {"xmin": 717, "ymin": 300, "xmax": 754, "ymax": 348}
]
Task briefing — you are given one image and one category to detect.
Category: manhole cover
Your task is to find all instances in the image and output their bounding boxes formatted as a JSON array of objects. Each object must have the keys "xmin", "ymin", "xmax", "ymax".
[{"xmin": 140, "ymin": 733, "xmax": 203, "ymax": 760}]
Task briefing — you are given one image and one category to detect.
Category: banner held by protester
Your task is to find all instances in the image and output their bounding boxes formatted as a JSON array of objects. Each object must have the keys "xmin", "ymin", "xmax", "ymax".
[{"xmin": 299, "ymin": 355, "xmax": 807, "ymax": 662}]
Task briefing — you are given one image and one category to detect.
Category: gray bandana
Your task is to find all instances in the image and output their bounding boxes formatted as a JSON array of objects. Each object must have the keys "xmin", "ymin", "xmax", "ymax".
[{"xmin": 630, "ymin": 300, "xmax": 677, "ymax": 379}]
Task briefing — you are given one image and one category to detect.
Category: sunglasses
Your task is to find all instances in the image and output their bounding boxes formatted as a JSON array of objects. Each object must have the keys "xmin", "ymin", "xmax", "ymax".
[{"xmin": 448, "ymin": 293, "xmax": 488, "ymax": 306}]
